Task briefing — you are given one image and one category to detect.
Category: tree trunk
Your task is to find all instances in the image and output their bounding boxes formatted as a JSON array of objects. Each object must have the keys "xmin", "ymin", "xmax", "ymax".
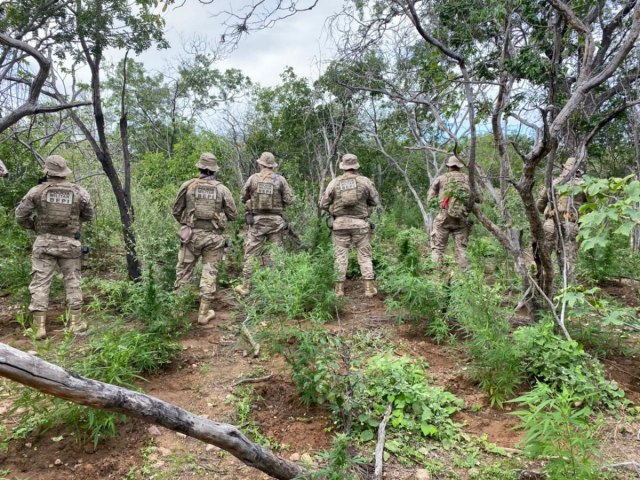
[
  {"xmin": 79, "ymin": 38, "xmax": 141, "ymax": 281},
  {"xmin": 0, "ymin": 343, "xmax": 306, "ymax": 480}
]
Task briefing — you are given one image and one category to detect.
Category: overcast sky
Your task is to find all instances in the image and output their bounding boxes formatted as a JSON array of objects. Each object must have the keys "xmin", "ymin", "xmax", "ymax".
[{"xmin": 134, "ymin": 0, "xmax": 345, "ymax": 87}]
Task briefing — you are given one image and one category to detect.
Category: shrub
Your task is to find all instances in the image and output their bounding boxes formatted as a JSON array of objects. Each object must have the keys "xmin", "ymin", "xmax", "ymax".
[
  {"xmin": 286, "ymin": 330, "xmax": 462, "ymax": 445},
  {"xmin": 245, "ymin": 246, "xmax": 339, "ymax": 323},
  {"xmin": 513, "ymin": 321, "xmax": 626, "ymax": 409},
  {"xmin": 512, "ymin": 383, "xmax": 604, "ymax": 480},
  {"xmin": 380, "ymin": 228, "xmax": 449, "ymax": 339},
  {"xmin": 447, "ymin": 273, "xmax": 525, "ymax": 407}
]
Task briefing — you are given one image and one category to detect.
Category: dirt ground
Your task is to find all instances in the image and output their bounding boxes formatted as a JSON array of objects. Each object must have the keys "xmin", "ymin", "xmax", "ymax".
[{"xmin": 0, "ymin": 280, "xmax": 639, "ymax": 479}]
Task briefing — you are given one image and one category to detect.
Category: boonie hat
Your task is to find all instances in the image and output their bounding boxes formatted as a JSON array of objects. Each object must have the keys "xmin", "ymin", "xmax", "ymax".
[
  {"xmin": 44, "ymin": 155, "xmax": 71, "ymax": 177},
  {"xmin": 256, "ymin": 152, "xmax": 278, "ymax": 168},
  {"xmin": 445, "ymin": 156, "xmax": 464, "ymax": 168},
  {"xmin": 339, "ymin": 153, "xmax": 360, "ymax": 170},
  {"xmin": 196, "ymin": 152, "xmax": 219, "ymax": 172}
]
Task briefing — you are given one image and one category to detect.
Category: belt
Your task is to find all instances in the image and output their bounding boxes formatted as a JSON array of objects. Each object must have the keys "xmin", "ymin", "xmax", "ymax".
[
  {"xmin": 252, "ymin": 211, "xmax": 282, "ymax": 216},
  {"xmin": 193, "ymin": 220, "xmax": 216, "ymax": 231}
]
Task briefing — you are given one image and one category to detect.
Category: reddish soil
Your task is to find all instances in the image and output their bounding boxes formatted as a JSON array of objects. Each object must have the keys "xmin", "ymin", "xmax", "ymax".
[{"xmin": 1, "ymin": 279, "xmax": 639, "ymax": 479}]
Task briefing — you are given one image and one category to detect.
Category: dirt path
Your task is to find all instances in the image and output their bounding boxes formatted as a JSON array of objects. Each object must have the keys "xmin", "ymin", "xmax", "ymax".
[{"xmin": 0, "ymin": 281, "xmax": 639, "ymax": 479}]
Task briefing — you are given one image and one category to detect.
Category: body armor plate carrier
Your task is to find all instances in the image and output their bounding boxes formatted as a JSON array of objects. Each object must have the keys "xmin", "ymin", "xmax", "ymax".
[
  {"xmin": 252, "ymin": 172, "xmax": 283, "ymax": 213},
  {"xmin": 37, "ymin": 182, "xmax": 81, "ymax": 236}
]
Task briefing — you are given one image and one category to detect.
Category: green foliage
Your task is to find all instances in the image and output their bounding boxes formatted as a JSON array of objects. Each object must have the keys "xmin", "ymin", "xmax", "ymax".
[
  {"xmin": 570, "ymin": 175, "xmax": 640, "ymax": 251},
  {"xmin": 555, "ymin": 286, "xmax": 638, "ymax": 357},
  {"xmin": 285, "ymin": 329, "xmax": 462, "ymax": 445},
  {"xmin": 514, "ymin": 322, "xmax": 626, "ymax": 409},
  {"xmin": 380, "ymin": 228, "xmax": 450, "ymax": 340},
  {"xmin": 447, "ymin": 273, "xmax": 525, "ymax": 407},
  {"xmin": 512, "ymin": 383, "xmax": 604, "ymax": 479},
  {"xmin": 576, "ymin": 235, "xmax": 640, "ymax": 282},
  {"xmin": 0, "ymin": 206, "xmax": 32, "ymax": 301},
  {"xmin": 245, "ymin": 245, "xmax": 338, "ymax": 323},
  {"xmin": 311, "ymin": 434, "xmax": 360, "ymax": 480}
]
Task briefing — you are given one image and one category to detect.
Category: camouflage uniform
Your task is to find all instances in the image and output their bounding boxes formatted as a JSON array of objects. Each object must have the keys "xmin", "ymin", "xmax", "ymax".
[
  {"xmin": 173, "ymin": 153, "xmax": 237, "ymax": 324},
  {"xmin": 236, "ymin": 152, "xmax": 294, "ymax": 295},
  {"xmin": 320, "ymin": 154, "xmax": 380, "ymax": 297},
  {"xmin": 15, "ymin": 155, "xmax": 94, "ymax": 338},
  {"xmin": 0, "ymin": 159, "xmax": 8, "ymax": 178},
  {"xmin": 536, "ymin": 157, "xmax": 587, "ymax": 284},
  {"xmin": 427, "ymin": 156, "xmax": 472, "ymax": 269}
]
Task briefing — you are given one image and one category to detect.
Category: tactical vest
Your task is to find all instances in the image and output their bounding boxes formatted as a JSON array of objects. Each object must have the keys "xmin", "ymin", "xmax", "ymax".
[
  {"xmin": 250, "ymin": 171, "xmax": 284, "ymax": 214},
  {"xmin": 35, "ymin": 181, "xmax": 81, "ymax": 236},
  {"xmin": 186, "ymin": 178, "xmax": 225, "ymax": 229},
  {"xmin": 331, "ymin": 175, "xmax": 370, "ymax": 219}
]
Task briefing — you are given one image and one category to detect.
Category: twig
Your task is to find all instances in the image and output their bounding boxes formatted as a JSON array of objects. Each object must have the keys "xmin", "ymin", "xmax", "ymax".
[
  {"xmin": 231, "ymin": 374, "xmax": 273, "ymax": 388},
  {"xmin": 374, "ymin": 404, "xmax": 393, "ymax": 480},
  {"xmin": 241, "ymin": 316, "xmax": 260, "ymax": 357},
  {"xmin": 602, "ymin": 461, "xmax": 640, "ymax": 474}
]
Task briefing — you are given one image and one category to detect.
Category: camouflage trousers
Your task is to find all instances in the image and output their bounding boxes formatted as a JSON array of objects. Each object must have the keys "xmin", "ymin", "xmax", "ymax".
[
  {"xmin": 430, "ymin": 212, "xmax": 470, "ymax": 269},
  {"xmin": 174, "ymin": 229, "xmax": 225, "ymax": 301},
  {"xmin": 543, "ymin": 217, "xmax": 579, "ymax": 284},
  {"xmin": 242, "ymin": 215, "xmax": 285, "ymax": 278},
  {"xmin": 29, "ymin": 234, "xmax": 83, "ymax": 312},
  {"xmin": 332, "ymin": 227, "xmax": 375, "ymax": 281}
]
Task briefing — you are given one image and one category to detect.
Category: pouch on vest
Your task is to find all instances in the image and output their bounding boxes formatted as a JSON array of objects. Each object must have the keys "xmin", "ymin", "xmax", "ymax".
[
  {"xmin": 336, "ymin": 178, "xmax": 359, "ymax": 207},
  {"xmin": 255, "ymin": 181, "xmax": 275, "ymax": 210},
  {"xmin": 178, "ymin": 225, "xmax": 193, "ymax": 244},
  {"xmin": 40, "ymin": 185, "xmax": 76, "ymax": 228},
  {"xmin": 192, "ymin": 183, "xmax": 220, "ymax": 220}
]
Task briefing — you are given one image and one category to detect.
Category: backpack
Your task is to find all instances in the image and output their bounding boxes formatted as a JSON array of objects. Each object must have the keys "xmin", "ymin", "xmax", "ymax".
[{"xmin": 442, "ymin": 175, "xmax": 470, "ymax": 219}]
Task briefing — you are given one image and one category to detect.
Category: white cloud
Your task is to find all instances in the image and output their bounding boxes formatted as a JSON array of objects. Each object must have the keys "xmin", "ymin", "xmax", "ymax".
[{"xmin": 133, "ymin": 0, "xmax": 343, "ymax": 87}]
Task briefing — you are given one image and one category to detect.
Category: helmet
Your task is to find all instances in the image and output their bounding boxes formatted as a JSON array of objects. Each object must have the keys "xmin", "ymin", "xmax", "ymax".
[{"xmin": 445, "ymin": 156, "xmax": 464, "ymax": 168}]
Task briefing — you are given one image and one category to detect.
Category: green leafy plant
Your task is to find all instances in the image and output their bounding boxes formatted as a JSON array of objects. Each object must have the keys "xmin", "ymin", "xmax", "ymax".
[
  {"xmin": 566, "ymin": 175, "xmax": 640, "ymax": 251},
  {"xmin": 285, "ymin": 330, "xmax": 462, "ymax": 445},
  {"xmin": 513, "ymin": 321, "xmax": 626, "ymax": 409},
  {"xmin": 511, "ymin": 383, "xmax": 604, "ymax": 479},
  {"xmin": 447, "ymin": 273, "xmax": 525, "ymax": 406},
  {"xmin": 245, "ymin": 246, "xmax": 339, "ymax": 323}
]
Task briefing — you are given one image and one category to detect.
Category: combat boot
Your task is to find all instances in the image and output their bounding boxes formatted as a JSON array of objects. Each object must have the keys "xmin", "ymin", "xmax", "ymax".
[
  {"xmin": 364, "ymin": 280, "xmax": 377, "ymax": 298},
  {"xmin": 234, "ymin": 279, "xmax": 251, "ymax": 297},
  {"xmin": 197, "ymin": 300, "xmax": 216, "ymax": 325},
  {"xmin": 32, "ymin": 311, "xmax": 47, "ymax": 340},
  {"xmin": 68, "ymin": 309, "xmax": 87, "ymax": 335},
  {"xmin": 334, "ymin": 281, "xmax": 344, "ymax": 298}
]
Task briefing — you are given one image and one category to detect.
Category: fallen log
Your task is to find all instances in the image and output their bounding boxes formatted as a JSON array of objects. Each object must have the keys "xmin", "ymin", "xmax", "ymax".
[{"xmin": 0, "ymin": 343, "xmax": 305, "ymax": 480}]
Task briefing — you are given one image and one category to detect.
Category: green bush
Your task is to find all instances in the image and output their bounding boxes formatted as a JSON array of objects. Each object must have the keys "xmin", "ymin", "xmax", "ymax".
[
  {"xmin": 512, "ymin": 383, "xmax": 604, "ymax": 480},
  {"xmin": 0, "ymin": 207, "xmax": 32, "ymax": 302},
  {"xmin": 286, "ymin": 330, "xmax": 462, "ymax": 445},
  {"xmin": 447, "ymin": 273, "xmax": 525, "ymax": 407},
  {"xmin": 513, "ymin": 321, "xmax": 626, "ymax": 409},
  {"xmin": 380, "ymin": 228, "xmax": 449, "ymax": 340},
  {"xmin": 245, "ymin": 246, "xmax": 339, "ymax": 323}
]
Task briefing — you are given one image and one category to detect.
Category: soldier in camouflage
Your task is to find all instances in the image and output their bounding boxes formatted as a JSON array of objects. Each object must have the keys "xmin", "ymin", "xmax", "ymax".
[
  {"xmin": 321, "ymin": 153, "xmax": 380, "ymax": 298},
  {"xmin": 172, "ymin": 153, "xmax": 237, "ymax": 325},
  {"xmin": 536, "ymin": 157, "xmax": 587, "ymax": 284},
  {"xmin": 15, "ymin": 155, "xmax": 94, "ymax": 339},
  {"xmin": 427, "ymin": 156, "xmax": 474, "ymax": 269},
  {"xmin": 234, "ymin": 152, "xmax": 294, "ymax": 296}
]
